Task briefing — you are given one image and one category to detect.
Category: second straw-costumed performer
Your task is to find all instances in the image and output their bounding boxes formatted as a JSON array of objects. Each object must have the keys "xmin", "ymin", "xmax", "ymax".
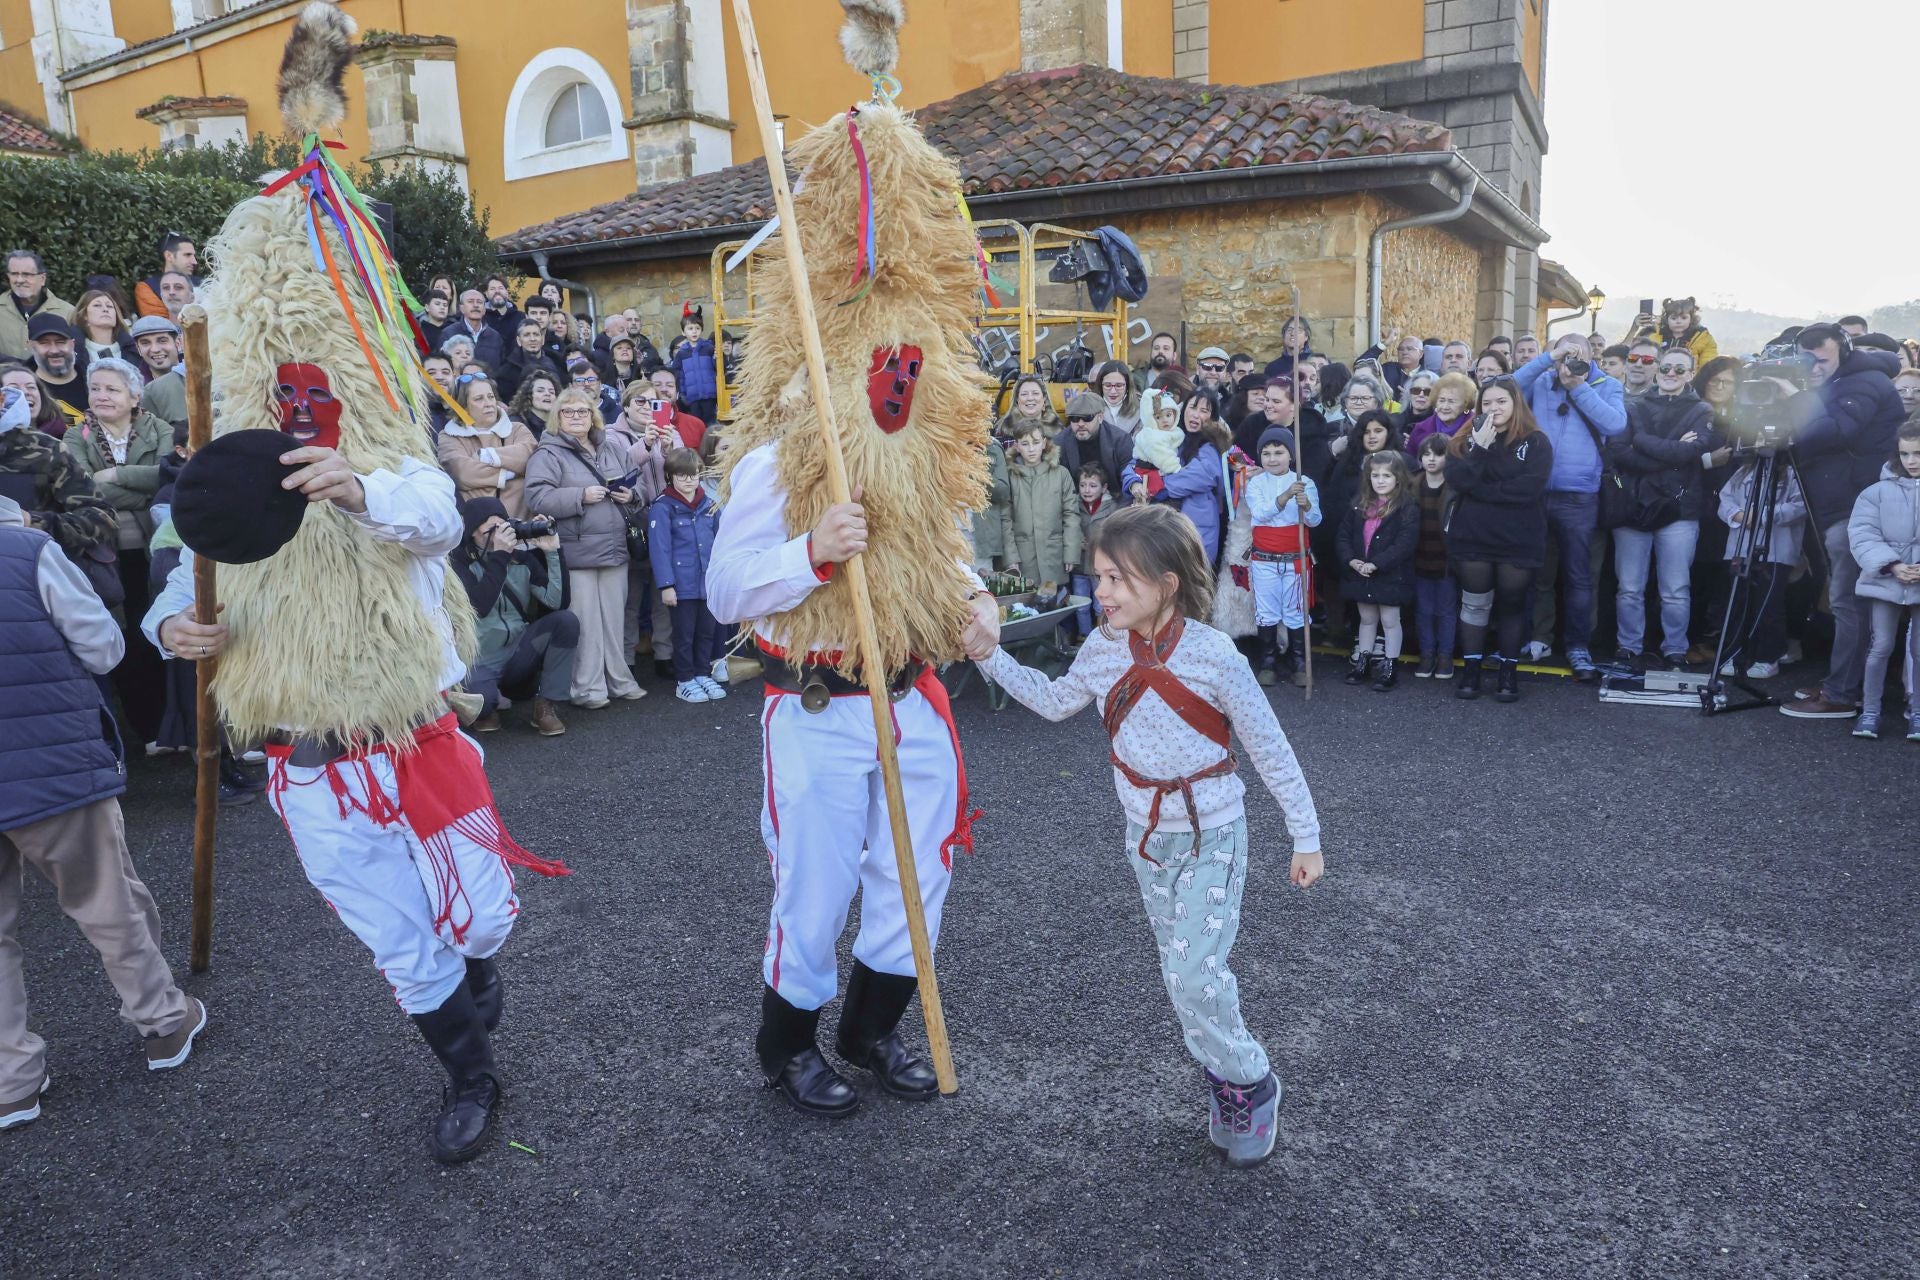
[
  {"xmin": 143, "ymin": 2, "xmax": 565, "ymax": 1164},
  {"xmin": 707, "ymin": 0, "xmax": 1000, "ymax": 1117}
]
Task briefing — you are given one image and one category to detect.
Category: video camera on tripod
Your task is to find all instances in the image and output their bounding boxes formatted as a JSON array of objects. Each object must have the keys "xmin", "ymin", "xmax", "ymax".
[{"xmin": 1730, "ymin": 342, "xmax": 1815, "ymax": 450}]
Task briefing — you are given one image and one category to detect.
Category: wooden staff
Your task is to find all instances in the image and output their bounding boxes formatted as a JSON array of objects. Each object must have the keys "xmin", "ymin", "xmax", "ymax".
[
  {"xmin": 181, "ymin": 305, "xmax": 218, "ymax": 973},
  {"xmin": 729, "ymin": 0, "xmax": 958, "ymax": 1094},
  {"xmin": 1292, "ymin": 490, "xmax": 1313, "ymax": 700},
  {"xmin": 1287, "ymin": 283, "xmax": 1312, "ymax": 699}
]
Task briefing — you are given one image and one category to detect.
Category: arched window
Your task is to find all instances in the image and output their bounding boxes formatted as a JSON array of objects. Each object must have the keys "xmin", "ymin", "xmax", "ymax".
[
  {"xmin": 504, "ymin": 49, "xmax": 627, "ymax": 181},
  {"xmin": 543, "ymin": 82, "xmax": 611, "ymax": 150}
]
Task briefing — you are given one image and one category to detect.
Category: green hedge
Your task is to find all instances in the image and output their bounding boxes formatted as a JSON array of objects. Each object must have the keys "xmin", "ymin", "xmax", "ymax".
[{"xmin": 0, "ymin": 134, "xmax": 500, "ymax": 302}]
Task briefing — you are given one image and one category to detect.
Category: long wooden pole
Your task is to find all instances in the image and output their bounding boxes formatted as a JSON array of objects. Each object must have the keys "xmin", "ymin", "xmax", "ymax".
[
  {"xmin": 729, "ymin": 0, "xmax": 958, "ymax": 1094},
  {"xmin": 180, "ymin": 305, "xmax": 218, "ymax": 973},
  {"xmin": 1287, "ymin": 283, "xmax": 1312, "ymax": 699}
]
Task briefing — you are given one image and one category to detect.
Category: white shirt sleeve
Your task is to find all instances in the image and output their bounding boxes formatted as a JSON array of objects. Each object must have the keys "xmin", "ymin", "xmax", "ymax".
[
  {"xmin": 346, "ymin": 458, "xmax": 462, "ymax": 558},
  {"xmin": 141, "ymin": 550, "xmax": 198, "ymax": 658},
  {"xmin": 39, "ymin": 540, "xmax": 124, "ymax": 673},
  {"xmin": 978, "ymin": 643, "xmax": 1100, "ymax": 721},
  {"xmin": 705, "ymin": 443, "xmax": 828, "ymax": 625}
]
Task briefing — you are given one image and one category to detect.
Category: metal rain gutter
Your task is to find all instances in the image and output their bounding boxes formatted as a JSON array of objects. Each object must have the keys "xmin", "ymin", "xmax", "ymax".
[
  {"xmin": 530, "ymin": 251, "xmax": 599, "ymax": 325},
  {"xmin": 1367, "ymin": 168, "xmax": 1479, "ymax": 351}
]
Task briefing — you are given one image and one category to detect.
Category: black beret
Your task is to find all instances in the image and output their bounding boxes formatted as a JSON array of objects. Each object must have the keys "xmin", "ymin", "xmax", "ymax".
[{"xmin": 171, "ymin": 430, "xmax": 311, "ymax": 564}]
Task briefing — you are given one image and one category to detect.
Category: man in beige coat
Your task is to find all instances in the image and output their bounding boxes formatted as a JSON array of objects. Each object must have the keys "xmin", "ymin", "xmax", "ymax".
[{"xmin": 2, "ymin": 251, "xmax": 72, "ymax": 364}]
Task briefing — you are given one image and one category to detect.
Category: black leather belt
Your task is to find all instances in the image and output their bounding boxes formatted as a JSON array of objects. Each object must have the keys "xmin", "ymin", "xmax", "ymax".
[
  {"xmin": 759, "ymin": 651, "xmax": 923, "ymax": 712},
  {"xmin": 264, "ymin": 730, "xmax": 356, "ymax": 768}
]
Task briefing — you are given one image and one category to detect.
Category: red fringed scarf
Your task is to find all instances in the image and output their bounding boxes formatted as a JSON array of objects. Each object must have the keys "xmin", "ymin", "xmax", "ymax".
[
  {"xmin": 1101, "ymin": 618, "xmax": 1238, "ymax": 864},
  {"xmin": 267, "ymin": 713, "xmax": 569, "ymax": 946}
]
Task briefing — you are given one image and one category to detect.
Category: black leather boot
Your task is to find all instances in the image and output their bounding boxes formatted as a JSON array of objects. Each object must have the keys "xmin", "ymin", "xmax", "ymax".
[
  {"xmin": 1370, "ymin": 655, "xmax": 1398, "ymax": 692},
  {"xmin": 465, "ymin": 956, "xmax": 502, "ymax": 1033},
  {"xmin": 1342, "ymin": 650, "xmax": 1370, "ymax": 685},
  {"xmin": 1495, "ymin": 657, "xmax": 1521, "ymax": 703},
  {"xmin": 1285, "ymin": 628, "xmax": 1310, "ymax": 688},
  {"xmin": 1254, "ymin": 625, "xmax": 1279, "ymax": 686},
  {"xmin": 410, "ymin": 981, "xmax": 502, "ymax": 1164},
  {"xmin": 835, "ymin": 961, "xmax": 939, "ymax": 1101},
  {"xmin": 756, "ymin": 986, "xmax": 859, "ymax": 1118},
  {"xmin": 1455, "ymin": 655, "xmax": 1484, "ymax": 700}
]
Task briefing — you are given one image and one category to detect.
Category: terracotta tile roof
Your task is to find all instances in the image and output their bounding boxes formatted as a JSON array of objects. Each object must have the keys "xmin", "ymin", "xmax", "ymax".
[
  {"xmin": 135, "ymin": 95, "xmax": 248, "ymax": 120},
  {"xmin": 0, "ymin": 104, "xmax": 69, "ymax": 155},
  {"xmin": 499, "ymin": 64, "xmax": 1452, "ymax": 255}
]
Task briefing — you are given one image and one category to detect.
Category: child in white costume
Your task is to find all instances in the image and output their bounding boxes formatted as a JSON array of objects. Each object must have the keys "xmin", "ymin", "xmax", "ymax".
[
  {"xmin": 972, "ymin": 503, "xmax": 1324, "ymax": 1168},
  {"xmin": 1245, "ymin": 426, "xmax": 1320, "ymax": 687}
]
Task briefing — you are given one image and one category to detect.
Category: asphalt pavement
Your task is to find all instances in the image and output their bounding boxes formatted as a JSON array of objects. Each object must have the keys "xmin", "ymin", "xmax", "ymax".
[{"xmin": 1, "ymin": 659, "xmax": 1913, "ymax": 1279}]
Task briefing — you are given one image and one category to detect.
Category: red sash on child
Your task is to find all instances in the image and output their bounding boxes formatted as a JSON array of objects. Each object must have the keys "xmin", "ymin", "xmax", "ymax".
[
  {"xmin": 1101, "ymin": 617, "xmax": 1238, "ymax": 864},
  {"xmin": 1250, "ymin": 524, "xmax": 1309, "ymax": 556},
  {"xmin": 1249, "ymin": 523, "xmax": 1316, "ymax": 607}
]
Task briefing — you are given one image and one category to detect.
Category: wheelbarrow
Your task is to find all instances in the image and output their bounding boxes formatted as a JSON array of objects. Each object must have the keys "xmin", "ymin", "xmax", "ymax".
[{"xmin": 943, "ymin": 590, "xmax": 1092, "ymax": 710}]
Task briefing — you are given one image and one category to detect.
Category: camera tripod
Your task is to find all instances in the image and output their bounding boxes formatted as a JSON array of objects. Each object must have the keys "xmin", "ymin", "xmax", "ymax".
[{"xmin": 1703, "ymin": 440, "xmax": 1805, "ymax": 714}]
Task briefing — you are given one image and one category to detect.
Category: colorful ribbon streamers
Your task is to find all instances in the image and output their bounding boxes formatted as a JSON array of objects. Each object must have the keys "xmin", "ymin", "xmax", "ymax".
[
  {"xmin": 954, "ymin": 191, "xmax": 1003, "ymax": 310},
  {"xmin": 837, "ymin": 108, "xmax": 878, "ymax": 308},
  {"xmin": 264, "ymin": 135, "xmax": 471, "ymax": 427}
]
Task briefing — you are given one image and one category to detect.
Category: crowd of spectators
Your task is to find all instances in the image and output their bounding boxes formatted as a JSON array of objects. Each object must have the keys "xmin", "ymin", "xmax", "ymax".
[
  {"xmin": 5, "ymin": 236, "xmax": 1918, "ymax": 785},
  {"xmin": 982, "ymin": 301, "xmax": 1918, "ymax": 737}
]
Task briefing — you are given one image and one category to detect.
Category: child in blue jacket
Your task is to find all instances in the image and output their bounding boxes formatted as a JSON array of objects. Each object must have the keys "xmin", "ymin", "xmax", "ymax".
[
  {"xmin": 669, "ymin": 304, "xmax": 719, "ymax": 427},
  {"xmin": 648, "ymin": 448, "xmax": 726, "ymax": 703}
]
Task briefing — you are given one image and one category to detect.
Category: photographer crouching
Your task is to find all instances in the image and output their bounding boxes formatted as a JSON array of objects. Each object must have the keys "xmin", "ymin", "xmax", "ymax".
[
  {"xmin": 1769, "ymin": 324, "xmax": 1906, "ymax": 721},
  {"xmin": 453, "ymin": 497, "xmax": 578, "ymax": 736}
]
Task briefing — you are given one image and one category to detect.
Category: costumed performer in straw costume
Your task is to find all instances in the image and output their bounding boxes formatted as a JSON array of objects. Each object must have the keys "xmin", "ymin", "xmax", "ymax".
[
  {"xmin": 142, "ymin": 2, "xmax": 566, "ymax": 1165},
  {"xmin": 707, "ymin": 0, "xmax": 1000, "ymax": 1118}
]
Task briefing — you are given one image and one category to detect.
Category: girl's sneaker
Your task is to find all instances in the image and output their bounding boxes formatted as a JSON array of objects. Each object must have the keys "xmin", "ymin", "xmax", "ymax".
[
  {"xmin": 1744, "ymin": 660, "xmax": 1780, "ymax": 679},
  {"xmin": 697, "ymin": 676, "xmax": 728, "ymax": 701},
  {"xmin": 1208, "ymin": 1070, "xmax": 1281, "ymax": 1168},
  {"xmin": 709, "ymin": 657, "xmax": 731, "ymax": 685},
  {"xmin": 1852, "ymin": 711, "xmax": 1879, "ymax": 740},
  {"xmin": 675, "ymin": 680, "xmax": 710, "ymax": 704}
]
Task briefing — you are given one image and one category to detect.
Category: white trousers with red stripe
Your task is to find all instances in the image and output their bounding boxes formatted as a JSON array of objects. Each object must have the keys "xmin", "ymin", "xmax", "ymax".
[
  {"xmin": 759, "ymin": 684, "xmax": 962, "ymax": 1011},
  {"xmin": 267, "ymin": 738, "xmax": 520, "ymax": 1015}
]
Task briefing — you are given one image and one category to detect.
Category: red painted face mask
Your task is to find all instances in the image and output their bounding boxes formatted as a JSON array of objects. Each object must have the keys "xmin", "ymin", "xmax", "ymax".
[
  {"xmin": 866, "ymin": 345, "xmax": 923, "ymax": 435},
  {"xmin": 273, "ymin": 362, "xmax": 341, "ymax": 450}
]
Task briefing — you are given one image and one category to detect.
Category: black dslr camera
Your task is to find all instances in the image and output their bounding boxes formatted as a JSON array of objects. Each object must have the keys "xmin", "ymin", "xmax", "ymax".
[{"xmin": 508, "ymin": 516, "xmax": 554, "ymax": 539}]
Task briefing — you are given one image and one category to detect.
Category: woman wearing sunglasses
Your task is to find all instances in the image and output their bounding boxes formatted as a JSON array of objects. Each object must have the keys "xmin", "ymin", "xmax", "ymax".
[{"xmin": 1604, "ymin": 345, "xmax": 1722, "ymax": 673}]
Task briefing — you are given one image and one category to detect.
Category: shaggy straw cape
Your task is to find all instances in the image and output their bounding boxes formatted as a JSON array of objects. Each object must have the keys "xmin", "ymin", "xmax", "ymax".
[
  {"xmin": 199, "ymin": 0, "xmax": 476, "ymax": 747},
  {"xmin": 716, "ymin": 96, "xmax": 992, "ymax": 677}
]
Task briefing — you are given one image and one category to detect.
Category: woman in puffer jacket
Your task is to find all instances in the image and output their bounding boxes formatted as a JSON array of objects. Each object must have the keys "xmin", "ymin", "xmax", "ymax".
[{"xmin": 1846, "ymin": 422, "xmax": 1920, "ymax": 740}]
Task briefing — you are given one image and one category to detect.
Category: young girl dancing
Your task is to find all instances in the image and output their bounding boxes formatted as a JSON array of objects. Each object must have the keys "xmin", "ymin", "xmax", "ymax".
[{"xmin": 971, "ymin": 504, "xmax": 1324, "ymax": 1167}]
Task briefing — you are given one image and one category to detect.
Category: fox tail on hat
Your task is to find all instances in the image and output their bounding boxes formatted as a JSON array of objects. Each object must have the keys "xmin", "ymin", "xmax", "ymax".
[{"xmin": 277, "ymin": 2, "xmax": 356, "ymax": 137}]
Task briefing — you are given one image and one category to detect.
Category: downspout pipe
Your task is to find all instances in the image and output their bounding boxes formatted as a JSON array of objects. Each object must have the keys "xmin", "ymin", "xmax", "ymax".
[
  {"xmin": 1368, "ymin": 171, "xmax": 1478, "ymax": 352},
  {"xmin": 530, "ymin": 251, "xmax": 598, "ymax": 326}
]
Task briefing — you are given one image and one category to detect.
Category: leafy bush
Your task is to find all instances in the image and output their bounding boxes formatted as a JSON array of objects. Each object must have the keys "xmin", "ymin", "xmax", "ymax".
[{"xmin": 0, "ymin": 134, "xmax": 501, "ymax": 300}]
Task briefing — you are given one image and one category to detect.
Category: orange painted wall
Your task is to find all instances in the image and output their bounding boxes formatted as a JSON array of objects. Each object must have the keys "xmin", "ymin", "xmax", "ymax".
[
  {"xmin": 1522, "ymin": 0, "xmax": 1544, "ymax": 95},
  {"xmin": 392, "ymin": 0, "xmax": 634, "ymax": 234},
  {"xmin": 722, "ymin": 0, "xmax": 1020, "ymax": 167},
  {"xmin": 1209, "ymin": 0, "xmax": 1423, "ymax": 87},
  {"xmin": 1124, "ymin": 0, "xmax": 1174, "ymax": 78},
  {"xmin": 109, "ymin": 0, "xmax": 173, "ymax": 47},
  {"xmin": 58, "ymin": 0, "xmax": 635, "ymax": 240},
  {"xmin": 0, "ymin": 0, "xmax": 38, "ymax": 122}
]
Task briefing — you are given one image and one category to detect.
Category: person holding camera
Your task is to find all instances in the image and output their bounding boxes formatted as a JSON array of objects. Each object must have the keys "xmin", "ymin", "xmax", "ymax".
[
  {"xmin": 1774, "ymin": 323, "xmax": 1908, "ymax": 720},
  {"xmin": 1606, "ymin": 345, "xmax": 1721, "ymax": 673},
  {"xmin": 524, "ymin": 386, "xmax": 645, "ymax": 708},
  {"xmin": 1514, "ymin": 333, "xmax": 1628, "ymax": 678},
  {"xmin": 452, "ymin": 497, "xmax": 576, "ymax": 736}
]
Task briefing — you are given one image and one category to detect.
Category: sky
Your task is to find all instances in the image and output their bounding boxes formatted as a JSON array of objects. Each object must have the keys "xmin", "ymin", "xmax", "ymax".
[{"xmin": 1539, "ymin": 0, "xmax": 1918, "ymax": 322}]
